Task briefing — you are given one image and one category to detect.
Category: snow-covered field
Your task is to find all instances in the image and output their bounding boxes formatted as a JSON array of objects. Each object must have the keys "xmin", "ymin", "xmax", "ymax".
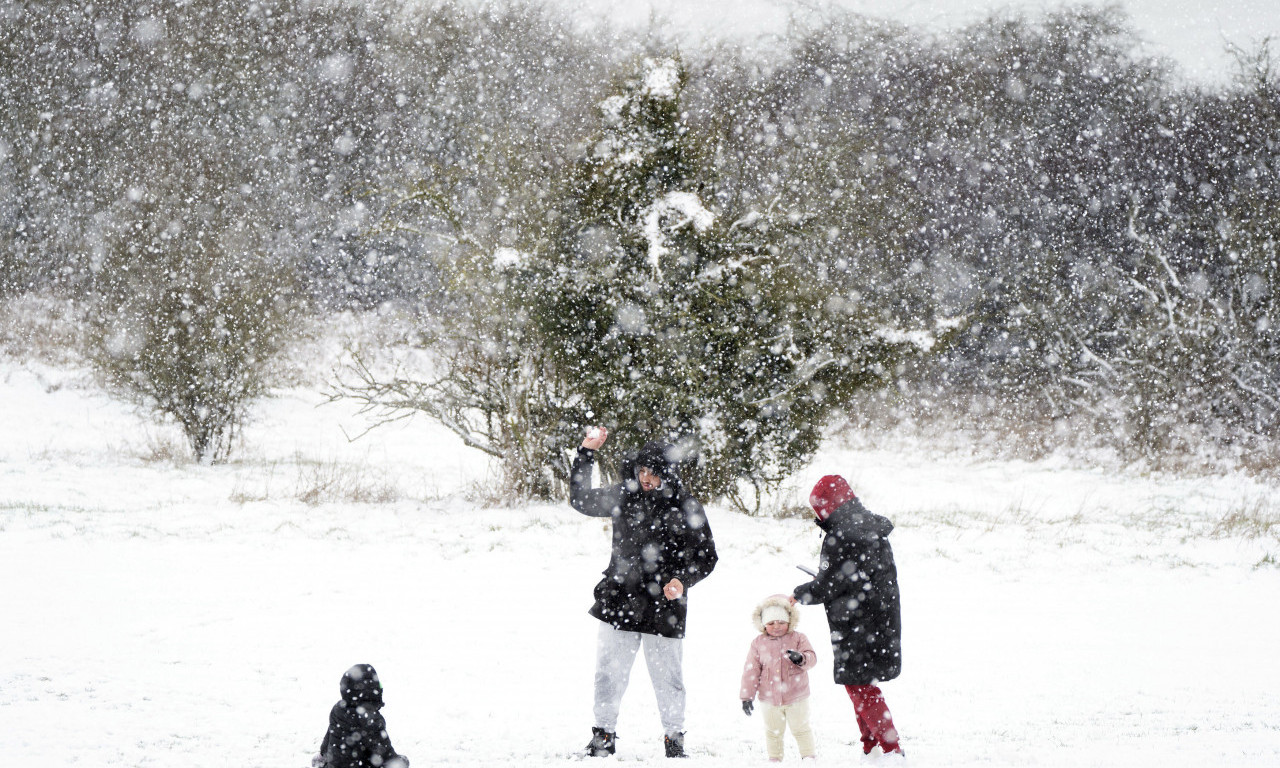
[{"xmin": 2, "ymin": 357, "xmax": 1278, "ymax": 767}]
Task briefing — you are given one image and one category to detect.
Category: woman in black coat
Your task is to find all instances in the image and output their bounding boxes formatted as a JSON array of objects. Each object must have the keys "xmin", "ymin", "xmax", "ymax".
[{"xmin": 793, "ymin": 475, "xmax": 904, "ymax": 757}]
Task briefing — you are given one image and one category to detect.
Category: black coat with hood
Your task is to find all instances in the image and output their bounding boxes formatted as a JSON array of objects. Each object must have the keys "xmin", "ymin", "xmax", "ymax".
[
  {"xmin": 317, "ymin": 664, "xmax": 408, "ymax": 768},
  {"xmin": 570, "ymin": 441, "xmax": 718, "ymax": 638},
  {"xmin": 793, "ymin": 499, "xmax": 902, "ymax": 686}
]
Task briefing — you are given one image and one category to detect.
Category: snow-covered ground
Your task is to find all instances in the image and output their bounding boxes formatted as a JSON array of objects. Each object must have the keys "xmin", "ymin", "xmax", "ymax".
[{"xmin": 2, "ymin": 357, "xmax": 1278, "ymax": 767}]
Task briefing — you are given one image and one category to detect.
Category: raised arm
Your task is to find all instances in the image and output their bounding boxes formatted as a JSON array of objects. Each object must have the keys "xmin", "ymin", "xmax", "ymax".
[{"xmin": 569, "ymin": 445, "xmax": 622, "ymax": 518}]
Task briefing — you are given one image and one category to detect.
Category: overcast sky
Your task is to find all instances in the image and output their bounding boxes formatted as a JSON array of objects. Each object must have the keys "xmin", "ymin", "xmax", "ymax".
[{"xmin": 555, "ymin": 0, "xmax": 1278, "ymax": 84}]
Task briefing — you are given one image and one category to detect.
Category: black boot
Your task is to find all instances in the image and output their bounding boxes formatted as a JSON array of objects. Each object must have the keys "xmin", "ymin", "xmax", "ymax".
[
  {"xmin": 663, "ymin": 732, "xmax": 686, "ymax": 758},
  {"xmin": 585, "ymin": 727, "xmax": 616, "ymax": 757}
]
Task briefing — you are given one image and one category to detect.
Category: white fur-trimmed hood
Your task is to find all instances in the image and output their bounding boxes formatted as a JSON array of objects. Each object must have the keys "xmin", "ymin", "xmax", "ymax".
[{"xmin": 751, "ymin": 593, "xmax": 801, "ymax": 633}]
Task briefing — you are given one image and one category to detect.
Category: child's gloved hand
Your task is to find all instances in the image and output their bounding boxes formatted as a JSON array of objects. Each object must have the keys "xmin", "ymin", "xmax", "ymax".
[
  {"xmin": 742, "ymin": 700, "xmax": 754, "ymax": 716},
  {"xmin": 785, "ymin": 650, "xmax": 805, "ymax": 666}
]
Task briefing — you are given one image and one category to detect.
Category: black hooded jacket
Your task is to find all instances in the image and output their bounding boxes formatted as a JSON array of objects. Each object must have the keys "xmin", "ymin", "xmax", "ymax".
[
  {"xmin": 793, "ymin": 499, "xmax": 902, "ymax": 685},
  {"xmin": 317, "ymin": 664, "xmax": 407, "ymax": 768},
  {"xmin": 570, "ymin": 441, "xmax": 718, "ymax": 638}
]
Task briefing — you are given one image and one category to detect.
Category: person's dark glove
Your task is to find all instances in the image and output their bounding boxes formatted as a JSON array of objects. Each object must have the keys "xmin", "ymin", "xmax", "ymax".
[
  {"xmin": 742, "ymin": 700, "xmax": 753, "ymax": 716},
  {"xmin": 786, "ymin": 650, "xmax": 805, "ymax": 666}
]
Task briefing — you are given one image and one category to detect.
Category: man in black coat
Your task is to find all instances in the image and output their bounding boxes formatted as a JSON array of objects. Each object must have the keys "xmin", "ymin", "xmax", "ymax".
[
  {"xmin": 570, "ymin": 426, "xmax": 718, "ymax": 758},
  {"xmin": 314, "ymin": 664, "xmax": 409, "ymax": 768},
  {"xmin": 793, "ymin": 475, "xmax": 904, "ymax": 757}
]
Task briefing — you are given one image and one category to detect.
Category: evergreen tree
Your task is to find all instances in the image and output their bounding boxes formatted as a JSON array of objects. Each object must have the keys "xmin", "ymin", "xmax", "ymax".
[{"xmin": 530, "ymin": 56, "xmax": 926, "ymax": 506}]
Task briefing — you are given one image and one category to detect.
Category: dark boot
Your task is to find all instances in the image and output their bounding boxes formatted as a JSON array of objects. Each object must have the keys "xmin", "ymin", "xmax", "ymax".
[
  {"xmin": 585, "ymin": 727, "xmax": 616, "ymax": 757},
  {"xmin": 663, "ymin": 732, "xmax": 686, "ymax": 758}
]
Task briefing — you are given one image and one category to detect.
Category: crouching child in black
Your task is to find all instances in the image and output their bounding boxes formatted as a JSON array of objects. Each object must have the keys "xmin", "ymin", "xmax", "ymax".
[{"xmin": 313, "ymin": 664, "xmax": 409, "ymax": 768}]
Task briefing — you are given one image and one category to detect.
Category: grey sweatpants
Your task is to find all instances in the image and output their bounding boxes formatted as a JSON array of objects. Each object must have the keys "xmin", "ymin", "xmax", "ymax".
[{"xmin": 593, "ymin": 622, "xmax": 685, "ymax": 736}]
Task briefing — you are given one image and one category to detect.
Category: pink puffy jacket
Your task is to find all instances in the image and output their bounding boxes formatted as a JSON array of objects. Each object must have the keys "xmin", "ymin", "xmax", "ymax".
[{"xmin": 739, "ymin": 595, "xmax": 817, "ymax": 707}]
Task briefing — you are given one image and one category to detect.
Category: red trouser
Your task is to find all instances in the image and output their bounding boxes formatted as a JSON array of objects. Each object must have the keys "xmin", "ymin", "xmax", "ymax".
[{"xmin": 844, "ymin": 684, "xmax": 901, "ymax": 755}]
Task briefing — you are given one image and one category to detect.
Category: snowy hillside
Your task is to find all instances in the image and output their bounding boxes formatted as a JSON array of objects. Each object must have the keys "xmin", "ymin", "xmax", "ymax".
[{"xmin": 2, "ymin": 355, "xmax": 1277, "ymax": 767}]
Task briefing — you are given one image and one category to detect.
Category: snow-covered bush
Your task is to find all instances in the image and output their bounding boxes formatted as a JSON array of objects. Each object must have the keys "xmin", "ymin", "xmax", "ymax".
[
  {"xmin": 85, "ymin": 161, "xmax": 300, "ymax": 464},
  {"xmin": 1056, "ymin": 203, "xmax": 1280, "ymax": 465}
]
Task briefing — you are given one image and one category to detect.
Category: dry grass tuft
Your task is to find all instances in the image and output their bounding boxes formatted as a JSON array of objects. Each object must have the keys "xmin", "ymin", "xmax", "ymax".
[
  {"xmin": 294, "ymin": 460, "xmax": 400, "ymax": 506},
  {"xmin": 1211, "ymin": 499, "xmax": 1280, "ymax": 541},
  {"xmin": 132, "ymin": 430, "xmax": 194, "ymax": 466}
]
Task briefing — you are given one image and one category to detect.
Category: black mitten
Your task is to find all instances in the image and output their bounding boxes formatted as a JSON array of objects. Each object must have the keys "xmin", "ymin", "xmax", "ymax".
[
  {"xmin": 742, "ymin": 700, "xmax": 754, "ymax": 716},
  {"xmin": 785, "ymin": 650, "xmax": 805, "ymax": 666}
]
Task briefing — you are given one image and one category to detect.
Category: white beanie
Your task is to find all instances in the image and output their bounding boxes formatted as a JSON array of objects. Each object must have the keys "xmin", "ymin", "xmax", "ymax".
[{"xmin": 761, "ymin": 605, "xmax": 790, "ymax": 626}]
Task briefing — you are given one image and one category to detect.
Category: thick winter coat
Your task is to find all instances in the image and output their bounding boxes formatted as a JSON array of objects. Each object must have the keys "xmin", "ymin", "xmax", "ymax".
[
  {"xmin": 739, "ymin": 595, "xmax": 817, "ymax": 706},
  {"xmin": 570, "ymin": 441, "xmax": 718, "ymax": 638},
  {"xmin": 317, "ymin": 665, "xmax": 407, "ymax": 768},
  {"xmin": 793, "ymin": 499, "xmax": 902, "ymax": 685}
]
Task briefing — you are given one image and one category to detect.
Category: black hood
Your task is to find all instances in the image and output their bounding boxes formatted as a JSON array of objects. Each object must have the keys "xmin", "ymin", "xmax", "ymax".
[
  {"xmin": 339, "ymin": 664, "xmax": 384, "ymax": 708},
  {"xmin": 619, "ymin": 441, "xmax": 684, "ymax": 496},
  {"xmin": 817, "ymin": 498, "xmax": 894, "ymax": 539}
]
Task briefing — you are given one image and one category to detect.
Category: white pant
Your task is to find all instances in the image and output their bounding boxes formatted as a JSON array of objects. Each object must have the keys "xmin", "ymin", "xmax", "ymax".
[
  {"xmin": 593, "ymin": 622, "xmax": 685, "ymax": 736},
  {"xmin": 761, "ymin": 697, "xmax": 817, "ymax": 759}
]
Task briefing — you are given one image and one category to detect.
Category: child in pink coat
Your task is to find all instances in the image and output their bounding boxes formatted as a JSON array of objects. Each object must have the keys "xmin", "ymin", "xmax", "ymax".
[{"xmin": 740, "ymin": 594, "xmax": 818, "ymax": 761}]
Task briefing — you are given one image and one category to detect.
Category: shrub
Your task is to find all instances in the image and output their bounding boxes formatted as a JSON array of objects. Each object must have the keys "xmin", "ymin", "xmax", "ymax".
[{"xmin": 87, "ymin": 184, "xmax": 299, "ymax": 463}]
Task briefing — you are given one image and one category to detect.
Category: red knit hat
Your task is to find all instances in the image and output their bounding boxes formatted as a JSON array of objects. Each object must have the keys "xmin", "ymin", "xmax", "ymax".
[{"xmin": 809, "ymin": 475, "xmax": 856, "ymax": 521}]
